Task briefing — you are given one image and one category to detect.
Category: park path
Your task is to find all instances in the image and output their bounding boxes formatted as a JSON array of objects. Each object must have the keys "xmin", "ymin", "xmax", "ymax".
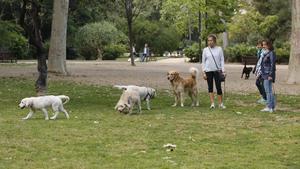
[{"xmin": 0, "ymin": 58, "xmax": 299, "ymax": 95}]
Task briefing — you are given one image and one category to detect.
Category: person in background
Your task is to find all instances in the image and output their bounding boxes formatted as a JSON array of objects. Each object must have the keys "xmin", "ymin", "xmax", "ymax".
[
  {"xmin": 132, "ymin": 44, "xmax": 137, "ymax": 59},
  {"xmin": 254, "ymin": 40, "xmax": 267, "ymax": 104},
  {"xmin": 202, "ymin": 34, "xmax": 226, "ymax": 109},
  {"xmin": 142, "ymin": 43, "xmax": 150, "ymax": 62},
  {"xmin": 260, "ymin": 39, "xmax": 276, "ymax": 113}
]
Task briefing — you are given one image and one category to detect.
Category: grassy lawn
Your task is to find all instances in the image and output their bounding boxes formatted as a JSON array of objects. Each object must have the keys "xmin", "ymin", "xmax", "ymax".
[{"xmin": 0, "ymin": 77, "xmax": 299, "ymax": 169}]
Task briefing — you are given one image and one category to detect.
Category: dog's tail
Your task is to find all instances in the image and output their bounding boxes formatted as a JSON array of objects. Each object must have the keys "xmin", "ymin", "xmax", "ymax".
[
  {"xmin": 58, "ymin": 95, "xmax": 70, "ymax": 104},
  {"xmin": 113, "ymin": 85, "xmax": 128, "ymax": 90},
  {"xmin": 189, "ymin": 67, "xmax": 199, "ymax": 79}
]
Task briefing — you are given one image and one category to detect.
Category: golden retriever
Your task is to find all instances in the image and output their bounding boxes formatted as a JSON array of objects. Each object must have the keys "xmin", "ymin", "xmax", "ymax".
[{"xmin": 167, "ymin": 67, "xmax": 199, "ymax": 107}]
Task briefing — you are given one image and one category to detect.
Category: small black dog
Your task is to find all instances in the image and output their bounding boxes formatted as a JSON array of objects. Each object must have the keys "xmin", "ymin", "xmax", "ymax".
[{"xmin": 241, "ymin": 62, "xmax": 253, "ymax": 79}]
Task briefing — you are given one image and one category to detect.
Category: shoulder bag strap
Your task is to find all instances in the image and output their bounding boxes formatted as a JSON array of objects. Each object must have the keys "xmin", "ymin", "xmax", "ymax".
[{"xmin": 208, "ymin": 47, "xmax": 220, "ymax": 70}]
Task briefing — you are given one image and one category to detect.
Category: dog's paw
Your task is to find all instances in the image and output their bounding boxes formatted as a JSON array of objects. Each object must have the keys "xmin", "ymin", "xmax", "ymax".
[
  {"xmin": 181, "ymin": 104, "xmax": 184, "ymax": 107},
  {"xmin": 171, "ymin": 104, "xmax": 177, "ymax": 107},
  {"xmin": 50, "ymin": 116, "xmax": 56, "ymax": 120},
  {"xmin": 45, "ymin": 118, "xmax": 49, "ymax": 120},
  {"xmin": 22, "ymin": 117, "xmax": 28, "ymax": 120}
]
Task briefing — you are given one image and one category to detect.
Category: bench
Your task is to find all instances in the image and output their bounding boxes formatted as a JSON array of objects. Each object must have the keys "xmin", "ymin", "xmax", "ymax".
[
  {"xmin": 0, "ymin": 50, "xmax": 17, "ymax": 63},
  {"xmin": 241, "ymin": 56, "xmax": 257, "ymax": 66}
]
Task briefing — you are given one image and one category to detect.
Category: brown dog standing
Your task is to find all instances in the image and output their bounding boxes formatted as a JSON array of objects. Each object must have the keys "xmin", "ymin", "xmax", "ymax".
[{"xmin": 167, "ymin": 67, "xmax": 199, "ymax": 107}]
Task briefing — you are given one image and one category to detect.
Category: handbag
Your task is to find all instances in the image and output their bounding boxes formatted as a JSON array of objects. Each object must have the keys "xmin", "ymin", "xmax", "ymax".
[{"xmin": 208, "ymin": 47, "xmax": 226, "ymax": 82}]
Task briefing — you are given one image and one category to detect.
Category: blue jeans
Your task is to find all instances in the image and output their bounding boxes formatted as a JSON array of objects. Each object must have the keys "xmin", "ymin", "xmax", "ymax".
[
  {"xmin": 256, "ymin": 76, "xmax": 266, "ymax": 100},
  {"xmin": 141, "ymin": 54, "xmax": 147, "ymax": 62},
  {"xmin": 263, "ymin": 79, "xmax": 275, "ymax": 109}
]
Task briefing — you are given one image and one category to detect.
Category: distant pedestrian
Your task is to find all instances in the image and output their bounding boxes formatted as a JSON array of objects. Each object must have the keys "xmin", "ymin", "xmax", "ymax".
[
  {"xmin": 141, "ymin": 43, "xmax": 150, "ymax": 62},
  {"xmin": 132, "ymin": 44, "xmax": 137, "ymax": 58}
]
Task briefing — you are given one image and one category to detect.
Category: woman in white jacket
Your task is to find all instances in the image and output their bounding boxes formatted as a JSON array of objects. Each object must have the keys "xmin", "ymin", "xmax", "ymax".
[{"xmin": 202, "ymin": 34, "xmax": 226, "ymax": 109}]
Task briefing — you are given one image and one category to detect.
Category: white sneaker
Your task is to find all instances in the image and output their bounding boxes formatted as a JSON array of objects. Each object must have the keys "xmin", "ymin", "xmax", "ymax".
[
  {"xmin": 269, "ymin": 108, "xmax": 274, "ymax": 113},
  {"xmin": 219, "ymin": 103, "xmax": 226, "ymax": 109},
  {"xmin": 257, "ymin": 98, "xmax": 267, "ymax": 105},
  {"xmin": 210, "ymin": 103, "xmax": 215, "ymax": 109},
  {"xmin": 261, "ymin": 107, "xmax": 271, "ymax": 112}
]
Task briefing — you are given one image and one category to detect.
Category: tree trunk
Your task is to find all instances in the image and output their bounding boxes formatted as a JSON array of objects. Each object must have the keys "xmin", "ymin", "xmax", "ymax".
[
  {"xmin": 128, "ymin": 21, "xmax": 135, "ymax": 66},
  {"xmin": 221, "ymin": 18, "xmax": 229, "ymax": 49},
  {"xmin": 35, "ymin": 47, "xmax": 48, "ymax": 96},
  {"xmin": 19, "ymin": 0, "xmax": 47, "ymax": 95},
  {"xmin": 97, "ymin": 48, "xmax": 102, "ymax": 59},
  {"xmin": 188, "ymin": 14, "xmax": 192, "ymax": 42},
  {"xmin": 222, "ymin": 31, "xmax": 229, "ymax": 49},
  {"xmin": 287, "ymin": 0, "xmax": 300, "ymax": 84},
  {"xmin": 125, "ymin": 0, "xmax": 135, "ymax": 66},
  {"xmin": 48, "ymin": 0, "xmax": 69, "ymax": 75},
  {"xmin": 198, "ymin": 10, "xmax": 202, "ymax": 63}
]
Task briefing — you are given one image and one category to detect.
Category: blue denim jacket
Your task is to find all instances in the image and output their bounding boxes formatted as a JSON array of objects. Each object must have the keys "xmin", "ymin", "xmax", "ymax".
[{"xmin": 261, "ymin": 50, "xmax": 276, "ymax": 82}]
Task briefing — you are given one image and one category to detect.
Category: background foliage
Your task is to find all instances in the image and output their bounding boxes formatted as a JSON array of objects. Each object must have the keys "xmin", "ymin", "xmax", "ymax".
[{"xmin": 0, "ymin": 0, "xmax": 292, "ymax": 62}]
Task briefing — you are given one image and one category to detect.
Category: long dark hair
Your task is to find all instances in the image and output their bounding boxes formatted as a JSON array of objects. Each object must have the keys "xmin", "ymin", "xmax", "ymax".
[{"xmin": 262, "ymin": 39, "xmax": 274, "ymax": 51}]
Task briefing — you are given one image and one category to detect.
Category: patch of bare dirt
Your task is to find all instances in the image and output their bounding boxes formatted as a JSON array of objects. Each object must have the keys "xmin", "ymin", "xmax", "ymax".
[{"xmin": 0, "ymin": 59, "xmax": 299, "ymax": 95}]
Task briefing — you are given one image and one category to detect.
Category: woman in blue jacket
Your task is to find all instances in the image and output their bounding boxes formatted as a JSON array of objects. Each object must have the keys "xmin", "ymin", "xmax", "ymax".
[{"xmin": 260, "ymin": 39, "xmax": 276, "ymax": 113}]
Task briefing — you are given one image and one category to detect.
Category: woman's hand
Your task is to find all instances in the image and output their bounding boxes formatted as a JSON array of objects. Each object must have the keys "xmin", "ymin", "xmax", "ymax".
[
  {"xmin": 203, "ymin": 73, "xmax": 207, "ymax": 80},
  {"xmin": 268, "ymin": 76, "xmax": 273, "ymax": 81},
  {"xmin": 223, "ymin": 72, "xmax": 226, "ymax": 77}
]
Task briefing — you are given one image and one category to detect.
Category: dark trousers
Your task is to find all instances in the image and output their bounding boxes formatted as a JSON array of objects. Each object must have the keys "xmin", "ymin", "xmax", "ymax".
[
  {"xmin": 256, "ymin": 76, "xmax": 267, "ymax": 100},
  {"xmin": 206, "ymin": 71, "xmax": 222, "ymax": 95},
  {"xmin": 141, "ymin": 54, "xmax": 148, "ymax": 62}
]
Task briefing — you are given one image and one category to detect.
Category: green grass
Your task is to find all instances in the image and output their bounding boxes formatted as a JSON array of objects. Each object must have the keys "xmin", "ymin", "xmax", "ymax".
[{"xmin": 0, "ymin": 77, "xmax": 299, "ymax": 169}]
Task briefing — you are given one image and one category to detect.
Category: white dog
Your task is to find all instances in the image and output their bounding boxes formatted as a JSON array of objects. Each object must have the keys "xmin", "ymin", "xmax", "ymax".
[
  {"xmin": 113, "ymin": 85, "xmax": 156, "ymax": 110},
  {"xmin": 114, "ymin": 89, "xmax": 141, "ymax": 115},
  {"xmin": 19, "ymin": 95, "xmax": 70, "ymax": 120}
]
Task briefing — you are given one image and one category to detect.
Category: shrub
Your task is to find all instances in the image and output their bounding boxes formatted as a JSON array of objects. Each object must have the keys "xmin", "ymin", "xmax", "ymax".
[
  {"xmin": 224, "ymin": 43, "xmax": 290, "ymax": 63},
  {"xmin": 274, "ymin": 41, "xmax": 290, "ymax": 64},
  {"xmin": 0, "ymin": 21, "xmax": 29, "ymax": 59},
  {"xmin": 133, "ymin": 19, "xmax": 180, "ymax": 55},
  {"xmin": 224, "ymin": 44, "xmax": 257, "ymax": 62},
  {"xmin": 75, "ymin": 21, "xmax": 127, "ymax": 60},
  {"xmin": 102, "ymin": 44, "xmax": 126, "ymax": 60},
  {"xmin": 275, "ymin": 47, "xmax": 289, "ymax": 64},
  {"xmin": 184, "ymin": 43, "xmax": 200, "ymax": 62}
]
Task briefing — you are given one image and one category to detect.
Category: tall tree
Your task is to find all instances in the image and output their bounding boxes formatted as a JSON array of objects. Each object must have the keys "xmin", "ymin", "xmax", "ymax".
[
  {"xmin": 19, "ymin": 0, "xmax": 47, "ymax": 95},
  {"xmin": 161, "ymin": 0, "xmax": 238, "ymax": 43},
  {"xmin": 287, "ymin": 0, "xmax": 300, "ymax": 84},
  {"xmin": 119, "ymin": 0, "xmax": 157, "ymax": 66},
  {"xmin": 48, "ymin": 0, "xmax": 69, "ymax": 75},
  {"xmin": 124, "ymin": 0, "xmax": 135, "ymax": 66}
]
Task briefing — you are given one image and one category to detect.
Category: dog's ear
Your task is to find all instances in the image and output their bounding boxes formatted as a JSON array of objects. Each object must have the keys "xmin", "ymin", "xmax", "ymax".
[{"xmin": 174, "ymin": 72, "xmax": 179, "ymax": 78}]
